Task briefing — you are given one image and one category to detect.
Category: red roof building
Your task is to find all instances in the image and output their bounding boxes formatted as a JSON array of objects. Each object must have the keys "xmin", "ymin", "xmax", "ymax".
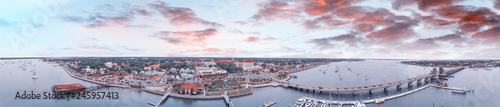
[{"xmin": 177, "ymin": 83, "xmax": 205, "ymax": 95}]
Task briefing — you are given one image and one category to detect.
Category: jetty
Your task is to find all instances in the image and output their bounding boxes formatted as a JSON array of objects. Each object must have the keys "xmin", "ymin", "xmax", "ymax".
[{"xmin": 148, "ymin": 88, "xmax": 172, "ymax": 107}]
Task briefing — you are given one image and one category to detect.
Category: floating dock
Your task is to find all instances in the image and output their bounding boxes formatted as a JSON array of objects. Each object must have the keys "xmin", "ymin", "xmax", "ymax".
[{"xmin": 262, "ymin": 101, "xmax": 277, "ymax": 107}]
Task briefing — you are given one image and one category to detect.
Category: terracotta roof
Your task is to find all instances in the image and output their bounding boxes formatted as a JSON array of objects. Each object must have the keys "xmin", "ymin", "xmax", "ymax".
[
  {"xmin": 178, "ymin": 83, "xmax": 205, "ymax": 93},
  {"xmin": 56, "ymin": 83, "xmax": 86, "ymax": 90},
  {"xmin": 242, "ymin": 60, "xmax": 254, "ymax": 63}
]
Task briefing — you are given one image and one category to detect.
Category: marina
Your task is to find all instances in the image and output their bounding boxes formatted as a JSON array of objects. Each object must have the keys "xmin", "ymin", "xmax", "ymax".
[{"xmin": 293, "ymin": 84, "xmax": 473, "ymax": 106}]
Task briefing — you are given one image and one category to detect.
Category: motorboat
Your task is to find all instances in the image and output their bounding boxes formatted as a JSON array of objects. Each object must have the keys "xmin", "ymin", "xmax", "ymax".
[
  {"xmin": 296, "ymin": 98, "xmax": 305, "ymax": 105},
  {"xmin": 305, "ymin": 99, "xmax": 313, "ymax": 107},
  {"xmin": 33, "ymin": 75, "xmax": 38, "ymax": 79},
  {"xmin": 375, "ymin": 99, "xmax": 385, "ymax": 104},
  {"xmin": 312, "ymin": 100, "xmax": 318, "ymax": 107}
]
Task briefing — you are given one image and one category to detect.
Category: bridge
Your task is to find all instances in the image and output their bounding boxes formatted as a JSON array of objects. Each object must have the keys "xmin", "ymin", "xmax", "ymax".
[
  {"xmin": 282, "ymin": 67, "xmax": 466, "ymax": 94},
  {"xmin": 282, "ymin": 74, "xmax": 434, "ymax": 94},
  {"xmin": 297, "ymin": 84, "xmax": 432, "ymax": 105},
  {"xmin": 148, "ymin": 88, "xmax": 172, "ymax": 107},
  {"xmin": 295, "ymin": 84, "xmax": 472, "ymax": 106}
]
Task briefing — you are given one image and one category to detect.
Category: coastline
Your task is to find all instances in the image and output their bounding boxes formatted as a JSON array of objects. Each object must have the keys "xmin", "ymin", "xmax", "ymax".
[{"xmin": 59, "ymin": 64, "xmax": 253, "ymax": 100}]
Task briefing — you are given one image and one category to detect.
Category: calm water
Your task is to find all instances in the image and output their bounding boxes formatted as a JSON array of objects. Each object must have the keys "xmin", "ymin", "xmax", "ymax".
[{"xmin": 1, "ymin": 59, "xmax": 499, "ymax": 107}]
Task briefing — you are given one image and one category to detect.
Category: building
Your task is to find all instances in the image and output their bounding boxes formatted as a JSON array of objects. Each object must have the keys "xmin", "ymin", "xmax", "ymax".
[
  {"xmin": 144, "ymin": 64, "xmax": 160, "ymax": 71},
  {"xmin": 176, "ymin": 83, "xmax": 205, "ymax": 95},
  {"xmin": 242, "ymin": 58, "xmax": 254, "ymax": 70},
  {"xmin": 196, "ymin": 67, "xmax": 227, "ymax": 79},
  {"xmin": 104, "ymin": 62, "xmax": 113, "ymax": 68}
]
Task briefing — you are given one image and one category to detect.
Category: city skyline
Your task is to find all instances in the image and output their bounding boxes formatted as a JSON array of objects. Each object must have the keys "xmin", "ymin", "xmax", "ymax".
[{"xmin": 1, "ymin": 0, "xmax": 500, "ymax": 59}]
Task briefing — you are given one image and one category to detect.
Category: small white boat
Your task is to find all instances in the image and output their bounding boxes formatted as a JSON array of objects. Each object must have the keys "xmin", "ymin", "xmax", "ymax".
[
  {"xmin": 452, "ymin": 90, "xmax": 467, "ymax": 94},
  {"xmin": 305, "ymin": 100, "xmax": 312, "ymax": 107},
  {"xmin": 33, "ymin": 75, "xmax": 38, "ymax": 79}
]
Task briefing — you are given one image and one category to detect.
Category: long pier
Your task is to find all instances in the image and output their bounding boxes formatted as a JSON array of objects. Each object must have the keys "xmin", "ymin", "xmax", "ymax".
[
  {"xmin": 148, "ymin": 88, "xmax": 172, "ymax": 107},
  {"xmin": 223, "ymin": 94, "xmax": 235, "ymax": 107}
]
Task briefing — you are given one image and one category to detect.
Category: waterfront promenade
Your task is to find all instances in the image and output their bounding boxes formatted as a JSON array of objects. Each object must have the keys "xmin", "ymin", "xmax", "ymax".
[
  {"xmin": 60, "ymin": 64, "xmax": 132, "ymax": 89},
  {"xmin": 61, "ymin": 64, "xmax": 254, "ymax": 100}
]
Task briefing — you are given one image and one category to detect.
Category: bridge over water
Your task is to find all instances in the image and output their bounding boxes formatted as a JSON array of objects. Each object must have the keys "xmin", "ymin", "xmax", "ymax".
[
  {"xmin": 282, "ymin": 74, "xmax": 433, "ymax": 94},
  {"xmin": 280, "ymin": 67, "xmax": 465, "ymax": 94}
]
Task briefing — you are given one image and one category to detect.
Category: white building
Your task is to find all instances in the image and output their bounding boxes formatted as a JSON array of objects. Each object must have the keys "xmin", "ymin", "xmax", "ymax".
[
  {"xmin": 104, "ymin": 62, "xmax": 113, "ymax": 68},
  {"xmin": 242, "ymin": 59, "xmax": 254, "ymax": 70}
]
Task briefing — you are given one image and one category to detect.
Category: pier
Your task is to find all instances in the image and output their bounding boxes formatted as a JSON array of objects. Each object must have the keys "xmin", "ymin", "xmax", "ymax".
[
  {"xmin": 148, "ymin": 88, "xmax": 172, "ymax": 107},
  {"xmin": 84, "ymin": 85, "xmax": 106, "ymax": 92},
  {"xmin": 295, "ymin": 84, "xmax": 473, "ymax": 105},
  {"xmin": 223, "ymin": 93, "xmax": 235, "ymax": 107},
  {"xmin": 431, "ymin": 85, "xmax": 473, "ymax": 92}
]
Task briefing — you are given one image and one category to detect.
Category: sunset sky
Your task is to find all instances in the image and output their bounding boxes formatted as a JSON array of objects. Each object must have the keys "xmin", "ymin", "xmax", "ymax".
[{"xmin": 1, "ymin": 0, "xmax": 499, "ymax": 59}]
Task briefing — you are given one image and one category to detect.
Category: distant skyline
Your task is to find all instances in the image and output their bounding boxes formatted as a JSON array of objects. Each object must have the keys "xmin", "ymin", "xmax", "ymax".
[{"xmin": 1, "ymin": 0, "xmax": 500, "ymax": 59}]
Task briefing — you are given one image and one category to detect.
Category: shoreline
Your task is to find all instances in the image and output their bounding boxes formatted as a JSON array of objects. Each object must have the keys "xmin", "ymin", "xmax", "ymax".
[{"xmin": 60, "ymin": 64, "xmax": 253, "ymax": 100}]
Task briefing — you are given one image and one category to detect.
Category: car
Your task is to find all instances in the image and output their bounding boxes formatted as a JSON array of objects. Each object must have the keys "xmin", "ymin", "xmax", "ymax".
[{"xmin": 319, "ymin": 87, "xmax": 323, "ymax": 89}]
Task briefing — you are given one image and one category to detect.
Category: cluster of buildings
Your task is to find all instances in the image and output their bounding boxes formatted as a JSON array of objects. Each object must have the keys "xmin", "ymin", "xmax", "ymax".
[
  {"xmin": 64, "ymin": 58, "xmax": 323, "ymax": 86},
  {"xmin": 196, "ymin": 66, "xmax": 228, "ymax": 79}
]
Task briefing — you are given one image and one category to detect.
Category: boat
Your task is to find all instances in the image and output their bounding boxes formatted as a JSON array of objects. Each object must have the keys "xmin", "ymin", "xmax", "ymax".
[
  {"xmin": 312, "ymin": 100, "xmax": 318, "ymax": 107},
  {"xmin": 295, "ymin": 98, "xmax": 306, "ymax": 106},
  {"xmin": 375, "ymin": 99, "xmax": 385, "ymax": 104},
  {"xmin": 305, "ymin": 99, "xmax": 312, "ymax": 107},
  {"xmin": 436, "ymin": 81, "xmax": 448, "ymax": 87},
  {"xmin": 33, "ymin": 75, "xmax": 38, "ymax": 79},
  {"xmin": 320, "ymin": 104, "xmax": 326, "ymax": 107},
  {"xmin": 451, "ymin": 90, "xmax": 467, "ymax": 94}
]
